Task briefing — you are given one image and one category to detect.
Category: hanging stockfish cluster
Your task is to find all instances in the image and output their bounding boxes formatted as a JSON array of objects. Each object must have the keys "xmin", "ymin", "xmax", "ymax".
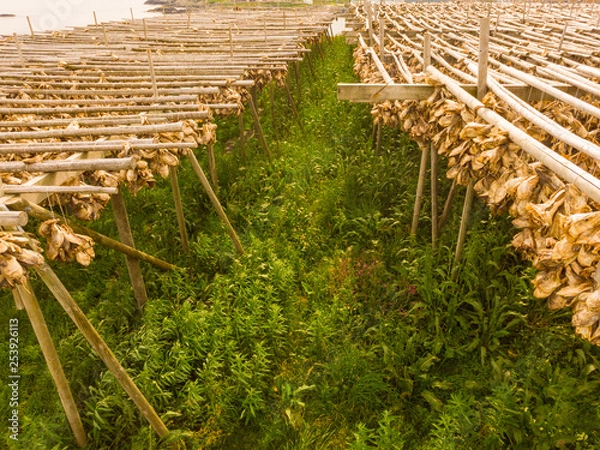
[
  {"xmin": 0, "ymin": 232, "xmax": 44, "ymax": 287},
  {"xmin": 38, "ymin": 219, "xmax": 95, "ymax": 266}
]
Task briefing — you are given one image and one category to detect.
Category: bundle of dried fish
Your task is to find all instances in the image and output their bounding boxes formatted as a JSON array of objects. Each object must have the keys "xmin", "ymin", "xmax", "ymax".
[
  {"xmin": 0, "ymin": 232, "xmax": 44, "ymax": 288},
  {"xmin": 45, "ymin": 176, "xmax": 112, "ymax": 221},
  {"xmin": 38, "ymin": 219, "xmax": 95, "ymax": 266}
]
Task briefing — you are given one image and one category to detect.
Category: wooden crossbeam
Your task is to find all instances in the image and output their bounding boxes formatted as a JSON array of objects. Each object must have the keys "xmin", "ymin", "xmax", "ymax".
[{"xmin": 337, "ymin": 82, "xmax": 581, "ymax": 103}]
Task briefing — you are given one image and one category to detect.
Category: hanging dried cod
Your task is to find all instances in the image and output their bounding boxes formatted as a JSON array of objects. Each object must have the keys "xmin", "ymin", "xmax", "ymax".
[
  {"xmin": 0, "ymin": 232, "xmax": 44, "ymax": 288},
  {"xmin": 38, "ymin": 219, "xmax": 95, "ymax": 266}
]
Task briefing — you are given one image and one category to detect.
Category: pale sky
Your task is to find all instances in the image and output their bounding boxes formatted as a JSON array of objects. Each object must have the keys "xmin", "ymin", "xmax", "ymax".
[{"xmin": 1, "ymin": 0, "xmax": 155, "ymax": 35}]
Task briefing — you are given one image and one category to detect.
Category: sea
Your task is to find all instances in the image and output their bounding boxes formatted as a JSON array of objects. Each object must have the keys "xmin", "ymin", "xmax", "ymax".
[{"xmin": 0, "ymin": 0, "xmax": 157, "ymax": 36}]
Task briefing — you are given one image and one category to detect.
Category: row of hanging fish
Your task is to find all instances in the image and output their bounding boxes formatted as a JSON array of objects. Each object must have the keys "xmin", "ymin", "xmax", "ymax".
[{"xmin": 354, "ymin": 43, "xmax": 600, "ymax": 345}]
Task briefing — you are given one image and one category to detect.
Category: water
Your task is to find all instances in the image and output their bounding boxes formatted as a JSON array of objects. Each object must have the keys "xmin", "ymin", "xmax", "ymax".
[{"xmin": 0, "ymin": 0, "xmax": 157, "ymax": 36}]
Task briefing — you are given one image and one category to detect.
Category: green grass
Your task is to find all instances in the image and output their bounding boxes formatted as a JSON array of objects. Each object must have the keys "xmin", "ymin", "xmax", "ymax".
[{"xmin": 1, "ymin": 36, "xmax": 600, "ymax": 449}]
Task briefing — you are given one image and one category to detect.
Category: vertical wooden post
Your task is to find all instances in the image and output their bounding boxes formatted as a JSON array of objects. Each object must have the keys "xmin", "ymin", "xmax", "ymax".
[
  {"xmin": 13, "ymin": 33, "xmax": 25, "ymax": 68},
  {"xmin": 93, "ymin": 11, "xmax": 98, "ymax": 27},
  {"xmin": 147, "ymin": 49, "xmax": 158, "ymax": 98},
  {"xmin": 229, "ymin": 25, "xmax": 234, "ymax": 57},
  {"xmin": 207, "ymin": 143, "xmax": 218, "ymax": 190},
  {"xmin": 130, "ymin": 7, "xmax": 134, "ymax": 23},
  {"xmin": 270, "ymin": 82, "xmax": 278, "ymax": 137},
  {"xmin": 367, "ymin": 1, "xmax": 374, "ymax": 46},
  {"xmin": 454, "ymin": 181, "xmax": 475, "ymax": 265},
  {"xmin": 411, "ymin": 147, "xmax": 429, "ymax": 236},
  {"xmin": 558, "ymin": 22, "xmax": 568, "ymax": 52},
  {"xmin": 379, "ymin": 16, "xmax": 385, "ymax": 62},
  {"xmin": 454, "ymin": 17, "xmax": 488, "ymax": 265},
  {"xmin": 494, "ymin": 10, "xmax": 501, "ymax": 35},
  {"xmin": 238, "ymin": 113, "xmax": 246, "ymax": 162},
  {"xmin": 26, "ymin": 16, "xmax": 35, "ymax": 37},
  {"xmin": 185, "ymin": 150, "xmax": 245, "ymax": 255},
  {"xmin": 293, "ymin": 61, "xmax": 302, "ymax": 101},
  {"xmin": 284, "ymin": 79, "xmax": 303, "ymax": 131},
  {"xmin": 249, "ymin": 92, "xmax": 272, "ymax": 159},
  {"xmin": 423, "ymin": 32, "xmax": 431, "ymax": 70},
  {"xmin": 430, "ymin": 143, "xmax": 439, "ymax": 249},
  {"xmin": 478, "ymin": 17, "xmax": 490, "ymax": 101},
  {"xmin": 169, "ymin": 167, "xmax": 189, "ymax": 253},
  {"xmin": 34, "ymin": 263, "xmax": 169, "ymax": 439},
  {"xmin": 102, "ymin": 24, "xmax": 109, "ymax": 46},
  {"xmin": 17, "ymin": 281, "xmax": 87, "ymax": 447},
  {"xmin": 111, "ymin": 190, "xmax": 148, "ymax": 309},
  {"xmin": 438, "ymin": 178, "xmax": 458, "ymax": 233}
]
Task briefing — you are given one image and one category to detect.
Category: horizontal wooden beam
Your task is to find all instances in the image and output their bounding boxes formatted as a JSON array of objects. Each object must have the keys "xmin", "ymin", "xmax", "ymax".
[{"xmin": 337, "ymin": 83, "xmax": 581, "ymax": 103}]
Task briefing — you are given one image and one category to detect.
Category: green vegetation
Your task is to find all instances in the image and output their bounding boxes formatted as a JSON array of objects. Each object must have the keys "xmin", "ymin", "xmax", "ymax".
[{"xmin": 1, "ymin": 37, "xmax": 600, "ymax": 449}]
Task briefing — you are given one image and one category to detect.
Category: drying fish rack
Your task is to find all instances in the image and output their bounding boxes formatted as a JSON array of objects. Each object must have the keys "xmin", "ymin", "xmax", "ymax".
[
  {"xmin": 339, "ymin": 1, "xmax": 600, "ymax": 347},
  {"xmin": 0, "ymin": 5, "xmax": 337, "ymax": 446}
]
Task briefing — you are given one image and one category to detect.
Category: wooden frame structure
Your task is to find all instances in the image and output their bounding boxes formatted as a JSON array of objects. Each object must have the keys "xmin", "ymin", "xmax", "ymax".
[
  {"xmin": 0, "ymin": 5, "xmax": 337, "ymax": 446},
  {"xmin": 339, "ymin": 1, "xmax": 600, "ymax": 345}
]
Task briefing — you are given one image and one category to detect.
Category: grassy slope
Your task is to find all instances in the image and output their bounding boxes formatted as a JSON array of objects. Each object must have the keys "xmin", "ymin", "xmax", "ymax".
[{"xmin": 1, "ymin": 37, "xmax": 600, "ymax": 449}]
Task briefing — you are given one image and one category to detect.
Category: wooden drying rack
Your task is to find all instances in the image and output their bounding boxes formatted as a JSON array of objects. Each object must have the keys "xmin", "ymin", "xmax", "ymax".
[{"xmin": 0, "ymin": 5, "xmax": 337, "ymax": 446}]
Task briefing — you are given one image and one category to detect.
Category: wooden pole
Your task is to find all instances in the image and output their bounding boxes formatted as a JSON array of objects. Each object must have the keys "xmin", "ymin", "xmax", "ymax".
[
  {"xmin": 558, "ymin": 22, "xmax": 568, "ymax": 52},
  {"xmin": 130, "ymin": 7, "xmax": 134, "ymax": 23},
  {"xmin": 229, "ymin": 26, "xmax": 234, "ymax": 58},
  {"xmin": 9, "ymin": 199, "xmax": 178, "ymax": 272},
  {"xmin": 169, "ymin": 167, "xmax": 189, "ymax": 253},
  {"xmin": 294, "ymin": 61, "xmax": 302, "ymax": 101},
  {"xmin": 93, "ymin": 11, "xmax": 98, "ymax": 26},
  {"xmin": 33, "ymin": 263, "xmax": 169, "ymax": 439},
  {"xmin": 0, "ymin": 158, "xmax": 136, "ymax": 174},
  {"xmin": 17, "ymin": 281, "xmax": 87, "ymax": 448},
  {"xmin": 284, "ymin": 79, "xmax": 303, "ymax": 131},
  {"xmin": 478, "ymin": 17, "xmax": 490, "ymax": 101},
  {"xmin": 494, "ymin": 10, "xmax": 501, "ymax": 35},
  {"xmin": 411, "ymin": 147, "xmax": 429, "ymax": 236},
  {"xmin": 249, "ymin": 94, "xmax": 272, "ymax": 160},
  {"xmin": 11, "ymin": 289, "xmax": 24, "ymax": 311},
  {"xmin": 452, "ymin": 16, "xmax": 489, "ymax": 264},
  {"xmin": 430, "ymin": 143, "xmax": 439, "ymax": 249},
  {"xmin": 102, "ymin": 24, "xmax": 108, "ymax": 46},
  {"xmin": 438, "ymin": 179, "xmax": 458, "ymax": 233},
  {"xmin": 270, "ymin": 82, "xmax": 278, "ymax": 138},
  {"xmin": 423, "ymin": 32, "xmax": 432, "ymax": 70},
  {"xmin": 207, "ymin": 143, "xmax": 218, "ymax": 190},
  {"xmin": 0, "ymin": 211, "xmax": 28, "ymax": 227},
  {"xmin": 379, "ymin": 16, "xmax": 385, "ymax": 62},
  {"xmin": 3, "ymin": 186, "xmax": 118, "ymax": 195},
  {"xmin": 26, "ymin": 16, "xmax": 34, "ymax": 37},
  {"xmin": 238, "ymin": 113, "xmax": 246, "ymax": 162},
  {"xmin": 111, "ymin": 191, "xmax": 149, "ymax": 310},
  {"xmin": 367, "ymin": 1, "xmax": 374, "ymax": 46},
  {"xmin": 454, "ymin": 181, "xmax": 475, "ymax": 265},
  {"xmin": 186, "ymin": 149, "xmax": 244, "ymax": 255},
  {"xmin": 13, "ymin": 34, "xmax": 24, "ymax": 67}
]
